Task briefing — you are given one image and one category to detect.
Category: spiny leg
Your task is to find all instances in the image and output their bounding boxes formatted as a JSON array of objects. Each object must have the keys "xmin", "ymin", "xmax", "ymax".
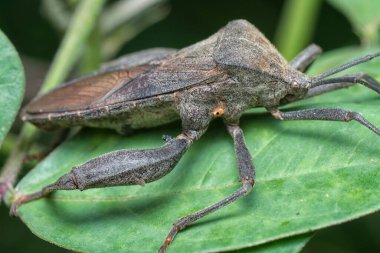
[
  {"xmin": 268, "ymin": 107, "xmax": 380, "ymax": 136},
  {"xmin": 10, "ymin": 130, "xmax": 204, "ymax": 216},
  {"xmin": 290, "ymin": 44, "xmax": 322, "ymax": 72},
  {"xmin": 158, "ymin": 123, "xmax": 255, "ymax": 253}
]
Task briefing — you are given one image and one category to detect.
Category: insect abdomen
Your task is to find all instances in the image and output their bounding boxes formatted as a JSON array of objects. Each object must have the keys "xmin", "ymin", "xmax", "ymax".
[{"xmin": 23, "ymin": 93, "xmax": 180, "ymax": 132}]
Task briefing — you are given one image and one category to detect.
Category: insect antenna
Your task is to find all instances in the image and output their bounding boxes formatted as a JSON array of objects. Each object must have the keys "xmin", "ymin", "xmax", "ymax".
[
  {"xmin": 312, "ymin": 51, "xmax": 380, "ymax": 84},
  {"xmin": 308, "ymin": 52, "xmax": 380, "ymax": 94}
]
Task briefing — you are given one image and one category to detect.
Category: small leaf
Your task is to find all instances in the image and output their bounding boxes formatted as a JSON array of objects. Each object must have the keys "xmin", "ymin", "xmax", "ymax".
[
  {"xmin": 327, "ymin": 0, "xmax": 380, "ymax": 45},
  {"xmin": 16, "ymin": 46, "xmax": 380, "ymax": 252},
  {"xmin": 0, "ymin": 30, "xmax": 25, "ymax": 147}
]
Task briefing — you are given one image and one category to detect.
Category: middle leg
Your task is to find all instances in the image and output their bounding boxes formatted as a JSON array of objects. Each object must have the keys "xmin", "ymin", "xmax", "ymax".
[{"xmin": 158, "ymin": 123, "xmax": 255, "ymax": 253}]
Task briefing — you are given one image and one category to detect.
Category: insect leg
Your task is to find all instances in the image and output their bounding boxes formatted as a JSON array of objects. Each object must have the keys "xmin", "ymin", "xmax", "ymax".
[
  {"xmin": 10, "ymin": 130, "xmax": 204, "ymax": 216},
  {"xmin": 290, "ymin": 44, "xmax": 322, "ymax": 72},
  {"xmin": 268, "ymin": 107, "xmax": 380, "ymax": 136},
  {"xmin": 158, "ymin": 123, "xmax": 255, "ymax": 253}
]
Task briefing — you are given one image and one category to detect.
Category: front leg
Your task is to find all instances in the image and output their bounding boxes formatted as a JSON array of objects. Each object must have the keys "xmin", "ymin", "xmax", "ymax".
[
  {"xmin": 158, "ymin": 123, "xmax": 255, "ymax": 253},
  {"xmin": 290, "ymin": 44, "xmax": 322, "ymax": 72},
  {"xmin": 10, "ymin": 129, "xmax": 204, "ymax": 216},
  {"xmin": 268, "ymin": 107, "xmax": 380, "ymax": 136}
]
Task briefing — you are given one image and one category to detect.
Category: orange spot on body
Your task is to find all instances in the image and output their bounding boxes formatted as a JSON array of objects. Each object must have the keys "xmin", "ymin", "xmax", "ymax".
[{"xmin": 212, "ymin": 106, "xmax": 225, "ymax": 117}]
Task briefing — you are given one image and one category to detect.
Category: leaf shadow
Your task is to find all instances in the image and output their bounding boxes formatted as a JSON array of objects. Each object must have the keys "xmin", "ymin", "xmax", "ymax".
[
  {"xmin": 44, "ymin": 194, "xmax": 176, "ymax": 225},
  {"xmin": 179, "ymin": 191, "xmax": 259, "ymax": 237}
]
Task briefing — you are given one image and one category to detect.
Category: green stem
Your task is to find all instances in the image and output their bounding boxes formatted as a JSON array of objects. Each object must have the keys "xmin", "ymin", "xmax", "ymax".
[
  {"xmin": 100, "ymin": 0, "xmax": 169, "ymax": 59},
  {"xmin": 79, "ymin": 25, "xmax": 102, "ymax": 75},
  {"xmin": 274, "ymin": 0, "xmax": 322, "ymax": 60},
  {"xmin": 0, "ymin": 0, "xmax": 106, "ymax": 204},
  {"xmin": 41, "ymin": 0, "xmax": 73, "ymax": 32},
  {"xmin": 41, "ymin": 0, "xmax": 106, "ymax": 93}
]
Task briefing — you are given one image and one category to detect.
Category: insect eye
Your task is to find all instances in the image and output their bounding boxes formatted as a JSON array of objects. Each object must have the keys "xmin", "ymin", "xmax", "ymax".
[{"xmin": 291, "ymin": 81, "xmax": 300, "ymax": 88}]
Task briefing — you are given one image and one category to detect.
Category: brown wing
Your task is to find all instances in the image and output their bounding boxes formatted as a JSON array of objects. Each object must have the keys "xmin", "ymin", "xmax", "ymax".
[
  {"xmin": 101, "ymin": 56, "xmax": 223, "ymax": 105},
  {"xmin": 26, "ymin": 33, "xmax": 225, "ymax": 115},
  {"xmin": 100, "ymin": 33, "xmax": 224, "ymax": 105},
  {"xmin": 26, "ymin": 66, "xmax": 150, "ymax": 114}
]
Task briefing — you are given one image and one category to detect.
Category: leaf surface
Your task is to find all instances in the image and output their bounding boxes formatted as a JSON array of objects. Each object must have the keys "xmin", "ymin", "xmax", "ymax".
[
  {"xmin": 234, "ymin": 234, "xmax": 311, "ymax": 253},
  {"xmin": 327, "ymin": 0, "xmax": 380, "ymax": 44},
  {"xmin": 16, "ymin": 47, "xmax": 380, "ymax": 252},
  {"xmin": 0, "ymin": 30, "xmax": 24, "ymax": 146}
]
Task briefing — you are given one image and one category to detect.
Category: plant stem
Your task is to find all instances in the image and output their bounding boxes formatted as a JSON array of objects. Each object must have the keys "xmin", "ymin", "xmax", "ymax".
[
  {"xmin": 274, "ymin": 0, "xmax": 322, "ymax": 60},
  {"xmin": 77, "ymin": 27, "xmax": 103, "ymax": 76},
  {"xmin": 41, "ymin": 0, "xmax": 72, "ymax": 32},
  {"xmin": 79, "ymin": 25, "xmax": 102, "ymax": 75},
  {"xmin": 100, "ymin": 0, "xmax": 169, "ymax": 59},
  {"xmin": 0, "ymin": 0, "xmax": 106, "ymax": 204},
  {"xmin": 41, "ymin": 0, "xmax": 106, "ymax": 93},
  {"xmin": 0, "ymin": 125, "xmax": 34, "ymax": 201}
]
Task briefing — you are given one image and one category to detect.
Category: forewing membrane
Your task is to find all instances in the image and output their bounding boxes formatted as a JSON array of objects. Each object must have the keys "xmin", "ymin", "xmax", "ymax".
[
  {"xmin": 25, "ymin": 36, "xmax": 223, "ymax": 116},
  {"xmin": 26, "ymin": 66, "xmax": 149, "ymax": 114}
]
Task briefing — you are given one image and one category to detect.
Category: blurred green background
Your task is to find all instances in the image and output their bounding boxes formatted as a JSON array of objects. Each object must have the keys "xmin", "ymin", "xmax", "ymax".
[{"xmin": 0, "ymin": 0, "xmax": 379, "ymax": 252}]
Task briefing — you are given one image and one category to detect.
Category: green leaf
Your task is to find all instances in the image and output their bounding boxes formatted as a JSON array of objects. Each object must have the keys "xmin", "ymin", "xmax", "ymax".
[
  {"xmin": 16, "ymin": 46, "xmax": 380, "ymax": 252},
  {"xmin": 234, "ymin": 234, "xmax": 311, "ymax": 253},
  {"xmin": 327, "ymin": 0, "xmax": 380, "ymax": 45},
  {"xmin": 0, "ymin": 30, "xmax": 24, "ymax": 147}
]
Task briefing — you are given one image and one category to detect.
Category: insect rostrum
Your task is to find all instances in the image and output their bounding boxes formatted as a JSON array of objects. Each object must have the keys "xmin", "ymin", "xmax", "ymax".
[{"xmin": 12, "ymin": 20, "xmax": 380, "ymax": 252}]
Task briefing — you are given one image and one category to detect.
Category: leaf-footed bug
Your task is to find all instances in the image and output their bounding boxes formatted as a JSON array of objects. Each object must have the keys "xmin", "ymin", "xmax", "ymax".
[{"xmin": 11, "ymin": 20, "xmax": 380, "ymax": 252}]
